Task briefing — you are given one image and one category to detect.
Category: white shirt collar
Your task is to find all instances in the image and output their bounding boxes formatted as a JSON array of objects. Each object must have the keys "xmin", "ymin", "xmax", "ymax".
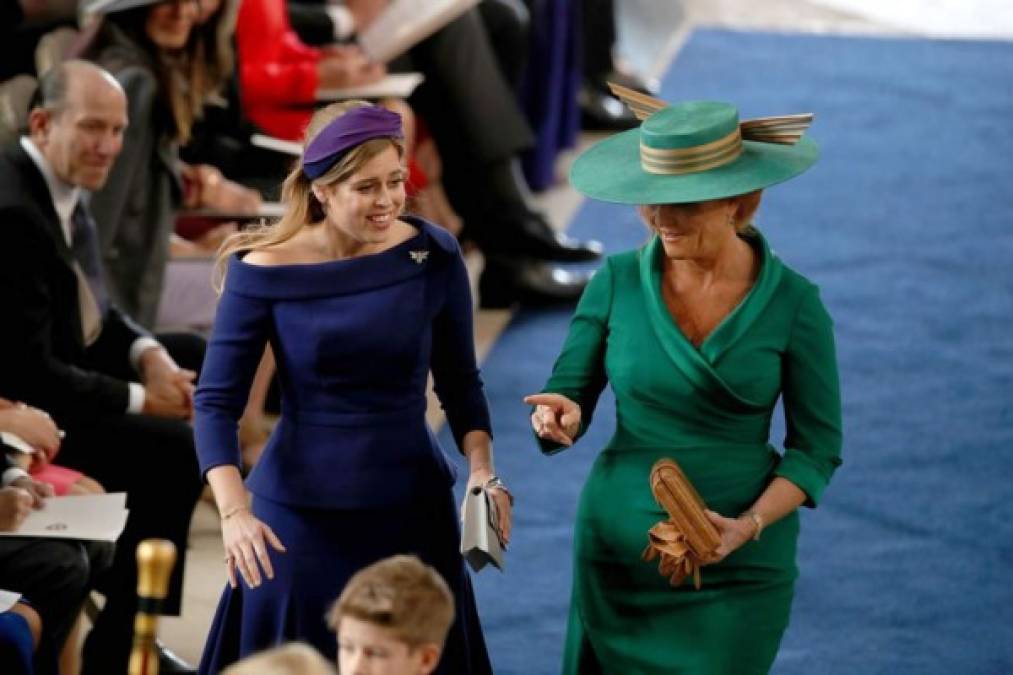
[{"xmin": 20, "ymin": 136, "xmax": 81, "ymax": 245}]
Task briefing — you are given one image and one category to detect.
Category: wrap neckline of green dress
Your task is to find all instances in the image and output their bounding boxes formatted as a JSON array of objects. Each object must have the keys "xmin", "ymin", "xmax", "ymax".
[{"xmin": 639, "ymin": 230, "xmax": 784, "ymax": 413}]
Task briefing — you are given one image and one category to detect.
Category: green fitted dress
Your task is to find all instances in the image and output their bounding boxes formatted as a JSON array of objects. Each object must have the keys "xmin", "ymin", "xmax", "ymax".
[{"xmin": 539, "ymin": 231, "xmax": 842, "ymax": 675}]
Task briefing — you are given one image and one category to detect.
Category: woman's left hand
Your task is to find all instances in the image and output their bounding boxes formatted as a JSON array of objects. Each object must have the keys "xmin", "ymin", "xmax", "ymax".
[
  {"xmin": 466, "ymin": 468, "xmax": 513, "ymax": 547},
  {"xmin": 701, "ymin": 509, "xmax": 757, "ymax": 565}
]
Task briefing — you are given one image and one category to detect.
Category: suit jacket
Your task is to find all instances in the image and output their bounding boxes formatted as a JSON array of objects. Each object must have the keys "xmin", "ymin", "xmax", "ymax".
[{"xmin": 0, "ymin": 143, "xmax": 149, "ymax": 425}]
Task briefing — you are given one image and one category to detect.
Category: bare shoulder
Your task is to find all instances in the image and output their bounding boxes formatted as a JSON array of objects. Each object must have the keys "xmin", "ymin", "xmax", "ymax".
[
  {"xmin": 242, "ymin": 233, "xmax": 320, "ymax": 266},
  {"xmin": 241, "ymin": 247, "xmax": 295, "ymax": 267},
  {"xmin": 390, "ymin": 218, "xmax": 421, "ymax": 246}
]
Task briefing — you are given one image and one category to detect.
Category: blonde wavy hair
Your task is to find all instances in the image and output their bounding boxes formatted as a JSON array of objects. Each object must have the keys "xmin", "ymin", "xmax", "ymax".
[
  {"xmin": 77, "ymin": 8, "xmax": 214, "ymax": 144},
  {"xmin": 213, "ymin": 100, "xmax": 406, "ymax": 292},
  {"xmin": 221, "ymin": 643, "xmax": 334, "ymax": 675}
]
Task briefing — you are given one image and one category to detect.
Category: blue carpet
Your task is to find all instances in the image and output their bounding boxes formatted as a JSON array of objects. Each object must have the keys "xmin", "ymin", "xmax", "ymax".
[{"xmin": 442, "ymin": 29, "xmax": 1013, "ymax": 674}]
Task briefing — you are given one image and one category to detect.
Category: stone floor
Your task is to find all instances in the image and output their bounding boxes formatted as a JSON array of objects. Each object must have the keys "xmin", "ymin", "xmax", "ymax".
[{"xmin": 155, "ymin": 0, "xmax": 1010, "ymax": 666}]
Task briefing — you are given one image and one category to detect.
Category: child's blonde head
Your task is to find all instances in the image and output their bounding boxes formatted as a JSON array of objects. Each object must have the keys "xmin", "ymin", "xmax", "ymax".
[
  {"xmin": 328, "ymin": 555, "xmax": 454, "ymax": 648},
  {"xmin": 221, "ymin": 642, "xmax": 335, "ymax": 675}
]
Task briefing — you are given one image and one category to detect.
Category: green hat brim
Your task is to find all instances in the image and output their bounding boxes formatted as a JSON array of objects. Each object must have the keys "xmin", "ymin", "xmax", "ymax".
[{"xmin": 569, "ymin": 128, "xmax": 819, "ymax": 205}]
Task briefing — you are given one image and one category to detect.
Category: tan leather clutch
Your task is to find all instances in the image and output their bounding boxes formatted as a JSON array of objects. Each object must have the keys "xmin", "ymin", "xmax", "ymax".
[{"xmin": 641, "ymin": 458, "xmax": 722, "ymax": 589}]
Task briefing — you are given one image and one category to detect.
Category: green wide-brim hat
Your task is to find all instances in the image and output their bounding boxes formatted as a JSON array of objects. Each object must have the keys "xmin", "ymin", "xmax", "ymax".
[{"xmin": 570, "ymin": 95, "xmax": 819, "ymax": 205}]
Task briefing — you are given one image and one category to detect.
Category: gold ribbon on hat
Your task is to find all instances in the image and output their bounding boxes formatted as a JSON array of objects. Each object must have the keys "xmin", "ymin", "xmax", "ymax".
[
  {"xmin": 607, "ymin": 83, "xmax": 815, "ymax": 176},
  {"xmin": 639, "ymin": 128, "xmax": 743, "ymax": 175}
]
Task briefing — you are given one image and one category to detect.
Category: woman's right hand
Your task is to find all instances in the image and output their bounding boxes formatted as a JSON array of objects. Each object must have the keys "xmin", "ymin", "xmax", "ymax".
[
  {"xmin": 317, "ymin": 47, "xmax": 386, "ymax": 90},
  {"xmin": 523, "ymin": 393, "xmax": 581, "ymax": 447},
  {"xmin": 221, "ymin": 507, "xmax": 287, "ymax": 590}
]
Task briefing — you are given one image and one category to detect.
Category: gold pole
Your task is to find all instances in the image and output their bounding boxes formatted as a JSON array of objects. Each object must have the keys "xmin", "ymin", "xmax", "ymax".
[{"xmin": 127, "ymin": 539, "xmax": 177, "ymax": 675}]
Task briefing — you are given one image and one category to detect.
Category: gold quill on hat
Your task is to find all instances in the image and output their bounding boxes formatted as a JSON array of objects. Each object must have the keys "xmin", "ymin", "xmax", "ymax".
[{"xmin": 607, "ymin": 82, "xmax": 814, "ymax": 146}]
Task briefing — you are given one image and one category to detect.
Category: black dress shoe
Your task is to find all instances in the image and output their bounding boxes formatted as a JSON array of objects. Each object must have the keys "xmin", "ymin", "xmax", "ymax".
[
  {"xmin": 580, "ymin": 71, "xmax": 656, "ymax": 131},
  {"xmin": 485, "ymin": 211, "xmax": 603, "ymax": 263},
  {"xmin": 157, "ymin": 641, "xmax": 197, "ymax": 674},
  {"xmin": 480, "ymin": 258, "xmax": 593, "ymax": 309},
  {"xmin": 580, "ymin": 81, "xmax": 640, "ymax": 131}
]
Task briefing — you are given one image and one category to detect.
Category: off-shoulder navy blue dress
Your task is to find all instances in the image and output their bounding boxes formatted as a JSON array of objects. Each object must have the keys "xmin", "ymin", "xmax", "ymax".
[{"xmin": 194, "ymin": 217, "xmax": 493, "ymax": 674}]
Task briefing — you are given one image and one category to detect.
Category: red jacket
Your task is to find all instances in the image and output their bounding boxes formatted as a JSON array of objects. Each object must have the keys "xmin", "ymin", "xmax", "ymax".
[{"xmin": 236, "ymin": 0, "xmax": 320, "ymax": 140}]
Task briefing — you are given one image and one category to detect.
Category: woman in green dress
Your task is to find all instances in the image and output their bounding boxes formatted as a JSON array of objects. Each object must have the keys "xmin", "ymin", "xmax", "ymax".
[{"xmin": 525, "ymin": 98, "xmax": 843, "ymax": 674}]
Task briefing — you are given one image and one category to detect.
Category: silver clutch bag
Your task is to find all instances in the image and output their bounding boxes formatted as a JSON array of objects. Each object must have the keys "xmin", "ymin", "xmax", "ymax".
[{"xmin": 460, "ymin": 486, "xmax": 504, "ymax": 572}]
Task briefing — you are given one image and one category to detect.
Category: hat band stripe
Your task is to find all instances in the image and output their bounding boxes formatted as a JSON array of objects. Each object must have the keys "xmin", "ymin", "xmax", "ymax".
[
  {"xmin": 641, "ymin": 144, "xmax": 743, "ymax": 175},
  {"xmin": 640, "ymin": 127, "xmax": 741, "ymax": 159},
  {"xmin": 639, "ymin": 128, "xmax": 743, "ymax": 175}
]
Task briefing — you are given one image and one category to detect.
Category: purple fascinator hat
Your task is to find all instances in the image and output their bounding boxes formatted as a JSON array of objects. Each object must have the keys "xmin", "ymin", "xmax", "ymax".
[{"xmin": 302, "ymin": 106, "xmax": 404, "ymax": 180}]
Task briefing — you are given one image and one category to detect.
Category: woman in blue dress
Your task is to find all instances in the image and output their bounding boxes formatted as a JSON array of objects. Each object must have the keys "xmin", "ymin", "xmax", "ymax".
[{"xmin": 193, "ymin": 101, "xmax": 513, "ymax": 674}]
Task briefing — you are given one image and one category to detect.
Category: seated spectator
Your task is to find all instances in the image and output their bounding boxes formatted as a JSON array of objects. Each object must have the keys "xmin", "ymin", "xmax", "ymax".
[
  {"xmin": 231, "ymin": 0, "xmax": 449, "ymax": 227},
  {"xmin": 2, "ymin": 398, "xmax": 106, "ymax": 675},
  {"xmin": 0, "ymin": 60, "xmax": 202, "ymax": 675},
  {"xmin": 180, "ymin": 0, "xmax": 298, "ymax": 195},
  {"xmin": 286, "ymin": 0, "xmax": 530, "ymax": 91},
  {"xmin": 1, "ymin": 398, "xmax": 104, "ymax": 497},
  {"xmin": 327, "ymin": 555, "xmax": 455, "ymax": 675},
  {"xmin": 281, "ymin": 2, "xmax": 602, "ymax": 306},
  {"xmin": 1, "ymin": 451, "xmax": 114, "ymax": 675},
  {"xmin": 1, "ymin": 0, "xmax": 78, "ymax": 81},
  {"xmin": 221, "ymin": 643, "xmax": 335, "ymax": 675},
  {"xmin": 76, "ymin": 0, "xmax": 260, "ymax": 328},
  {"xmin": 235, "ymin": 0, "xmax": 385, "ymax": 142}
]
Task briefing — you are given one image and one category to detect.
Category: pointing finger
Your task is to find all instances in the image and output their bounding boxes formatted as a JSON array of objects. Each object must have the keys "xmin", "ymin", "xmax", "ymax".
[{"xmin": 523, "ymin": 393, "xmax": 564, "ymax": 408}]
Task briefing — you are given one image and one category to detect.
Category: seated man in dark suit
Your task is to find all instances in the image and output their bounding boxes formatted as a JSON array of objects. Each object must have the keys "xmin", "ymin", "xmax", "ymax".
[{"xmin": 0, "ymin": 60, "xmax": 202, "ymax": 675}]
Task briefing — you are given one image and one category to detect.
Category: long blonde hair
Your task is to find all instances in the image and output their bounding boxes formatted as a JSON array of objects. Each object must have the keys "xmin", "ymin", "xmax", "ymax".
[
  {"xmin": 77, "ymin": 8, "xmax": 213, "ymax": 144},
  {"xmin": 213, "ymin": 101, "xmax": 406, "ymax": 291},
  {"xmin": 198, "ymin": 0, "xmax": 240, "ymax": 100}
]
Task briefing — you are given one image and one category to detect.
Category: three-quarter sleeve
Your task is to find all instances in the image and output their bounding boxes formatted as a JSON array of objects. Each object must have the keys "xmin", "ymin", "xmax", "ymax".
[
  {"xmin": 430, "ymin": 244, "xmax": 492, "ymax": 450},
  {"xmin": 193, "ymin": 272, "xmax": 273, "ymax": 479},
  {"xmin": 775, "ymin": 285, "xmax": 843, "ymax": 507},
  {"xmin": 537, "ymin": 258, "xmax": 614, "ymax": 454}
]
